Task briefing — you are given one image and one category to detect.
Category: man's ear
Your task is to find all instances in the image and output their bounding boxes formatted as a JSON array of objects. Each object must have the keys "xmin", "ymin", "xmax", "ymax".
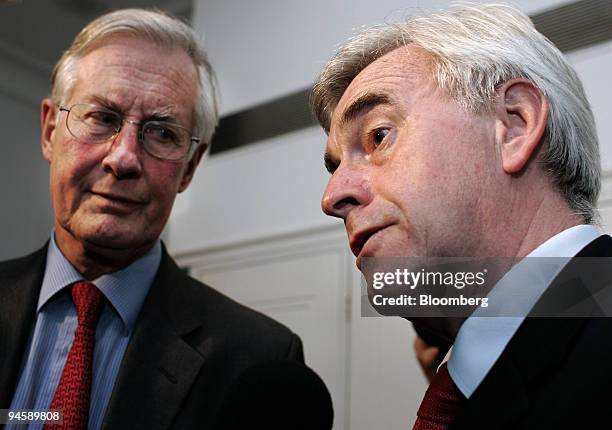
[
  {"xmin": 494, "ymin": 78, "xmax": 549, "ymax": 174},
  {"xmin": 178, "ymin": 142, "xmax": 209, "ymax": 192},
  {"xmin": 41, "ymin": 98, "xmax": 58, "ymax": 163}
]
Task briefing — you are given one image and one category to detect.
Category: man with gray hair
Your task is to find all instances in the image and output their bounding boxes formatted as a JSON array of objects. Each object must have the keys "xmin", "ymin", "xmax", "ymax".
[
  {"xmin": 0, "ymin": 9, "xmax": 314, "ymax": 430},
  {"xmin": 313, "ymin": 2, "xmax": 611, "ymax": 428}
]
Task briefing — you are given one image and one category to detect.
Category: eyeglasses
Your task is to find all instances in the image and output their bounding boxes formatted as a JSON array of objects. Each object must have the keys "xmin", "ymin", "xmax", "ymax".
[{"xmin": 58, "ymin": 103, "xmax": 200, "ymax": 161}]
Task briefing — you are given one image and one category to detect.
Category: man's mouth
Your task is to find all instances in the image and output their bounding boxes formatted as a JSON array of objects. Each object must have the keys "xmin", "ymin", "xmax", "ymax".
[
  {"xmin": 90, "ymin": 190, "xmax": 146, "ymax": 206},
  {"xmin": 349, "ymin": 224, "xmax": 391, "ymax": 259}
]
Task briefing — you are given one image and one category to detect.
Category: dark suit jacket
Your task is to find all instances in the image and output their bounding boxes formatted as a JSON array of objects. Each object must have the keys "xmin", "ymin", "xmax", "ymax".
[
  {"xmin": 452, "ymin": 235, "xmax": 612, "ymax": 429},
  {"xmin": 0, "ymin": 243, "xmax": 304, "ymax": 429}
]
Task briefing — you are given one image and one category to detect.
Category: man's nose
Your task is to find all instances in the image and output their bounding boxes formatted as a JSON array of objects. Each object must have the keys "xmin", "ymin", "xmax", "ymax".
[
  {"xmin": 102, "ymin": 123, "xmax": 144, "ymax": 178},
  {"xmin": 321, "ymin": 162, "xmax": 372, "ymax": 220}
]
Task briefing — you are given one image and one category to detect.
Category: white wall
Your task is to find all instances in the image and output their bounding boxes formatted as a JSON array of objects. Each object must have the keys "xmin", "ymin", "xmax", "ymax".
[
  {"xmin": 169, "ymin": 126, "xmax": 333, "ymax": 252},
  {"xmin": 567, "ymin": 40, "xmax": 612, "ymax": 172}
]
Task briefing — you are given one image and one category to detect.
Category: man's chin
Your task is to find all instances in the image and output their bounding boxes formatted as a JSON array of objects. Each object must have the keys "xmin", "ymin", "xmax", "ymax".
[
  {"xmin": 82, "ymin": 232, "xmax": 145, "ymax": 251},
  {"xmin": 71, "ymin": 222, "xmax": 155, "ymax": 252}
]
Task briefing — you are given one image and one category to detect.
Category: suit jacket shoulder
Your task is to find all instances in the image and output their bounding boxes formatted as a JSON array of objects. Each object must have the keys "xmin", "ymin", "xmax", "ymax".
[
  {"xmin": 172, "ymin": 259, "xmax": 303, "ymax": 361},
  {"xmin": 453, "ymin": 235, "xmax": 612, "ymax": 429},
  {"xmin": 102, "ymin": 245, "xmax": 304, "ymax": 430},
  {"xmin": 0, "ymin": 246, "xmax": 48, "ymax": 408}
]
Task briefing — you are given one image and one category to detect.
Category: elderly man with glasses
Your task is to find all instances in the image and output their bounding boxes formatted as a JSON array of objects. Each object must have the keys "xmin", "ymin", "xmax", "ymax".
[{"xmin": 0, "ymin": 9, "xmax": 331, "ymax": 430}]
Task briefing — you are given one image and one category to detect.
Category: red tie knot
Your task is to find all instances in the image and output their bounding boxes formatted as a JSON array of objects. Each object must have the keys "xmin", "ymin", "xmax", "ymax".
[{"xmin": 71, "ymin": 281, "xmax": 105, "ymax": 328}]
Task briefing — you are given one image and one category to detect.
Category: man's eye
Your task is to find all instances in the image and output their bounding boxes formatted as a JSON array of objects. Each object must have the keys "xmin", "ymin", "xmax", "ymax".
[
  {"xmin": 156, "ymin": 127, "xmax": 174, "ymax": 140},
  {"xmin": 79, "ymin": 111, "xmax": 120, "ymax": 133},
  {"xmin": 371, "ymin": 128, "xmax": 390, "ymax": 147},
  {"xmin": 145, "ymin": 125, "xmax": 180, "ymax": 145},
  {"xmin": 85, "ymin": 111, "xmax": 117, "ymax": 125}
]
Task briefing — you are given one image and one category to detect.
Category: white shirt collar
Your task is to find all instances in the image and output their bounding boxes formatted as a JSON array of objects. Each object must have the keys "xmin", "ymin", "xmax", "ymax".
[{"xmin": 447, "ymin": 224, "xmax": 601, "ymax": 398}]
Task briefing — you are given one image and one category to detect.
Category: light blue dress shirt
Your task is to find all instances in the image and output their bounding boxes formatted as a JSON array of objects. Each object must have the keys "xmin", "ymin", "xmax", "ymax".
[
  {"xmin": 447, "ymin": 224, "xmax": 601, "ymax": 398},
  {"xmin": 8, "ymin": 233, "xmax": 161, "ymax": 430}
]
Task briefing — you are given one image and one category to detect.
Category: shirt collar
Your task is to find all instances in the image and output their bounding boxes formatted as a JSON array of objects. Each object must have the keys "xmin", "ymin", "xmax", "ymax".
[
  {"xmin": 447, "ymin": 224, "xmax": 600, "ymax": 398},
  {"xmin": 39, "ymin": 232, "xmax": 162, "ymax": 335}
]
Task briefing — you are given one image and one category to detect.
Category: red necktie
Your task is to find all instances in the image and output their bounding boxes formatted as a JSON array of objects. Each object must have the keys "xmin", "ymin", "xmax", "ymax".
[
  {"xmin": 413, "ymin": 363, "xmax": 466, "ymax": 430},
  {"xmin": 45, "ymin": 282, "xmax": 105, "ymax": 430}
]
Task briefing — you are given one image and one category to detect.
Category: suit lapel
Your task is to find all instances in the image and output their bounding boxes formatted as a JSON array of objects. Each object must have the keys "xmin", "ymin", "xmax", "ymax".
[
  {"xmin": 453, "ymin": 348, "xmax": 528, "ymax": 429},
  {"xmin": 0, "ymin": 246, "xmax": 47, "ymax": 407},
  {"xmin": 455, "ymin": 317, "xmax": 588, "ymax": 429},
  {"xmin": 102, "ymin": 247, "xmax": 211, "ymax": 430},
  {"xmin": 456, "ymin": 235, "xmax": 612, "ymax": 429}
]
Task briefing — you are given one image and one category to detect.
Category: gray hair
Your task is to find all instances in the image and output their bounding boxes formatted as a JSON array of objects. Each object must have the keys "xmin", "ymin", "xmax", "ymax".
[
  {"xmin": 311, "ymin": 2, "xmax": 600, "ymax": 223},
  {"xmin": 51, "ymin": 8, "xmax": 219, "ymax": 147}
]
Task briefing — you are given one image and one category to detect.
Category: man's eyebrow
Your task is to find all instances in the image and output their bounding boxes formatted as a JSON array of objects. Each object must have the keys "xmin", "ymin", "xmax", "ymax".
[
  {"xmin": 86, "ymin": 95, "xmax": 122, "ymax": 112},
  {"xmin": 148, "ymin": 106, "xmax": 179, "ymax": 122},
  {"xmin": 82, "ymin": 96, "xmax": 180, "ymax": 122},
  {"xmin": 340, "ymin": 92, "xmax": 393, "ymax": 126}
]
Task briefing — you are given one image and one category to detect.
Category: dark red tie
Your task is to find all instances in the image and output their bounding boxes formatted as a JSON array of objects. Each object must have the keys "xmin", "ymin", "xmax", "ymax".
[
  {"xmin": 413, "ymin": 363, "xmax": 466, "ymax": 430},
  {"xmin": 46, "ymin": 282, "xmax": 105, "ymax": 430}
]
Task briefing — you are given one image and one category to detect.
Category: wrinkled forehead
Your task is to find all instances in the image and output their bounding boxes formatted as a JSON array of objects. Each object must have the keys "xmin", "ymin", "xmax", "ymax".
[
  {"xmin": 68, "ymin": 35, "xmax": 199, "ymax": 117},
  {"xmin": 330, "ymin": 45, "xmax": 436, "ymax": 124},
  {"xmin": 329, "ymin": 45, "xmax": 436, "ymax": 129}
]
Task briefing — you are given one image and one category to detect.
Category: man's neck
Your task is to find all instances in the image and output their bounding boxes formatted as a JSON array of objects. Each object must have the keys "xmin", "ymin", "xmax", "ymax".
[
  {"xmin": 54, "ymin": 226, "xmax": 157, "ymax": 280},
  {"xmin": 422, "ymin": 188, "xmax": 585, "ymax": 342},
  {"xmin": 503, "ymin": 191, "xmax": 584, "ymax": 260}
]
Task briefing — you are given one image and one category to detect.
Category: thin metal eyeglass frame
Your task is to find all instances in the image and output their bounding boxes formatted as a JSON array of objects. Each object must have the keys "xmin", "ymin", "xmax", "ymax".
[{"xmin": 58, "ymin": 104, "xmax": 200, "ymax": 161}]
